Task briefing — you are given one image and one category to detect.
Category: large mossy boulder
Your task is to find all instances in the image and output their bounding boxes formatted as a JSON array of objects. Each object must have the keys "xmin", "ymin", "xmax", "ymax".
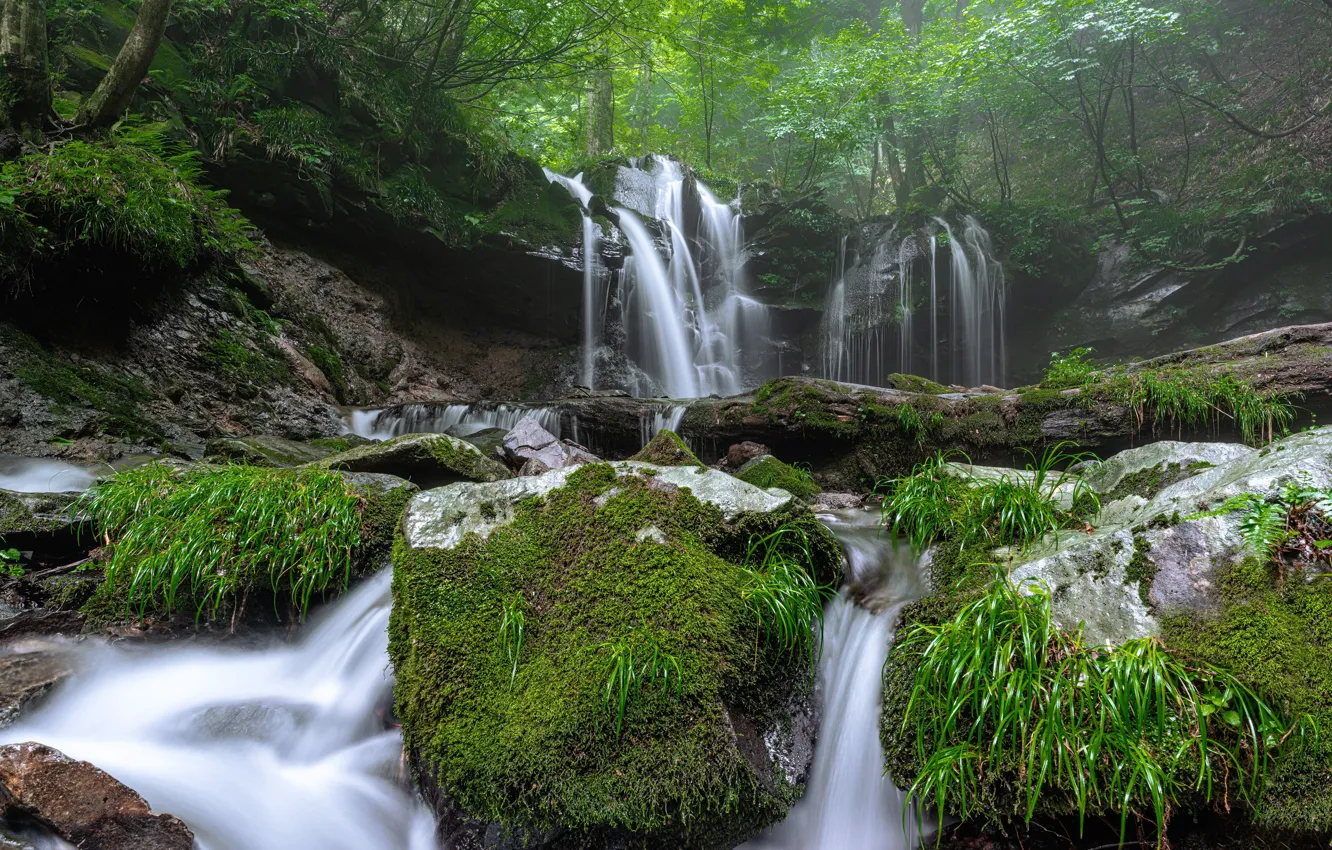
[
  {"xmin": 884, "ymin": 427, "xmax": 1332, "ymax": 838},
  {"xmin": 629, "ymin": 430, "xmax": 704, "ymax": 467},
  {"xmin": 390, "ymin": 461, "xmax": 842, "ymax": 849},
  {"xmin": 733, "ymin": 455, "xmax": 821, "ymax": 502},
  {"xmin": 313, "ymin": 433, "xmax": 510, "ymax": 488}
]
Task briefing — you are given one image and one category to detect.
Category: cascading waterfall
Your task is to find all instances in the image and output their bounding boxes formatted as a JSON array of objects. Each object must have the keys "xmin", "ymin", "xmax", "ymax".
[
  {"xmin": 1, "ymin": 571, "xmax": 439, "ymax": 850},
  {"xmin": 745, "ymin": 508, "xmax": 929, "ymax": 850},
  {"xmin": 548, "ymin": 156, "xmax": 769, "ymax": 398},
  {"xmin": 542, "ymin": 169, "xmax": 602, "ymax": 388},
  {"xmin": 347, "ymin": 403, "xmax": 565, "ymax": 441},
  {"xmin": 820, "ymin": 216, "xmax": 1007, "ymax": 388}
]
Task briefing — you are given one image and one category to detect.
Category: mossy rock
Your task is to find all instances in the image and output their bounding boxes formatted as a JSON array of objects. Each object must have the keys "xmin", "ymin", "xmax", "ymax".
[
  {"xmin": 390, "ymin": 462, "xmax": 841, "ymax": 848},
  {"xmin": 0, "ymin": 489, "xmax": 85, "ymax": 537},
  {"xmin": 884, "ymin": 373, "xmax": 950, "ymax": 394},
  {"xmin": 630, "ymin": 430, "xmax": 704, "ymax": 468},
  {"xmin": 734, "ymin": 456, "xmax": 821, "ymax": 502},
  {"xmin": 309, "ymin": 435, "xmax": 375, "ymax": 453},
  {"xmin": 312, "ymin": 433, "xmax": 510, "ymax": 489},
  {"xmin": 204, "ymin": 435, "xmax": 332, "ymax": 468}
]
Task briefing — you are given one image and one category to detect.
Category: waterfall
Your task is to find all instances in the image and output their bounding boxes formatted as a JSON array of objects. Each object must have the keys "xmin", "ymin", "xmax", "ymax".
[
  {"xmin": 548, "ymin": 156, "xmax": 769, "ymax": 398},
  {"xmin": 820, "ymin": 216, "xmax": 1007, "ymax": 388},
  {"xmin": 1, "ymin": 571, "xmax": 440, "ymax": 850},
  {"xmin": 347, "ymin": 403, "xmax": 565, "ymax": 440},
  {"xmin": 744, "ymin": 508, "xmax": 930, "ymax": 850},
  {"xmin": 542, "ymin": 169, "xmax": 602, "ymax": 388},
  {"xmin": 0, "ymin": 456, "xmax": 98, "ymax": 493}
]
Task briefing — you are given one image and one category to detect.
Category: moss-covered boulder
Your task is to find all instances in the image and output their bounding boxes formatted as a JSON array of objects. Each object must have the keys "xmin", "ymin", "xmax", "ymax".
[
  {"xmin": 629, "ymin": 430, "xmax": 704, "ymax": 467},
  {"xmin": 204, "ymin": 435, "xmax": 331, "ymax": 467},
  {"xmin": 734, "ymin": 456, "xmax": 821, "ymax": 502},
  {"xmin": 390, "ymin": 462, "xmax": 842, "ymax": 849},
  {"xmin": 313, "ymin": 433, "xmax": 509, "ymax": 489}
]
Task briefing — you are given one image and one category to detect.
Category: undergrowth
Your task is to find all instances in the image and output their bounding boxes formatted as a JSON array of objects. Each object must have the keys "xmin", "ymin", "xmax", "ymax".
[
  {"xmin": 1190, "ymin": 483, "xmax": 1332, "ymax": 575},
  {"xmin": 85, "ymin": 462, "xmax": 363, "ymax": 617},
  {"xmin": 878, "ymin": 443, "xmax": 1099, "ymax": 553},
  {"xmin": 895, "ymin": 572, "xmax": 1309, "ymax": 842},
  {"xmin": 0, "ymin": 123, "xmax": 253, "ymax": 292},
  {"xmin": 740, "ymin": 525, "xmax": 833, "ymax": 664}
]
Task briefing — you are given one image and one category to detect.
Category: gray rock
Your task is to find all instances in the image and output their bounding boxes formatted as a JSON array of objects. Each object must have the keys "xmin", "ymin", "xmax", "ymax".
[
  {"xmin": 203, "ymin": 435, "xmax": 331, "ymax": 467},
  {"xmin": 813, "ymin": 492, "xmax": 864, "ymax": 510},
  {"xmin": 0, "ymin": 651, "xmax": 73, "ymax": 728},
  {"xmin": 403, "ymin": 461, "xmax": 795, "ymax": 551},
  {"xmin": 314, "ymin": 433, "xmax": 509, "ymax": 489},
  {"xmin": 0, "ymin": 741, "xmax": 194, "ymax": 849},
  {"xmin": 1007, "ymin": 428, "xmax": 1332, "ymax": 645},
  {"xmin": 0, "ymin": 611, "xmax": 86, "ymax": 645},
  {"xmin": 501, "ymin": 418, "xmax": 601, "ymax": 473}
]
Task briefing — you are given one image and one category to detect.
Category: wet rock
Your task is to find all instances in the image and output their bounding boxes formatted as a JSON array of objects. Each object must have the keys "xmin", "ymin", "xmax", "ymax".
[
  {"xmin": 0, "ymin": 651, "xmax": 73, "ymax": 728},
  {"xmin": 726, "ymin": 441, "xmax": 771, "ymax": 468},
  {"xmin": 1006, "ymin": 427, "xmax": 1332, "ymax": 645},
  {"xmin": 449, "ymin": 427, "xmax": 507, "ymax": 462},
  {"xmin": 314, "ymin": 433, "xmax": 509, "ymax": 489},
  {"xmin": 629, "ymin": 430, "xmax": 704, "ymax": 467},
  {"xmin": 0, "ymin": 741, "xmax": 194, "ymax": 849},
  {"xmin": 734, "ymin": 455, "xmax": 821, "ymax": 501},
  {"xmin": 0, "ymin": 611, "xmax": 85, "ymax": 645},
  {"xmin": 403, "ymin": 461, "xmax": 797, "ymax": 551},
  {"xmin": 813, "ymin": 492, "xmax": 864, "ymax": 510},
  {"xmin": 502, "ymin": 418, "xmax": 599, "ymax": 473},
  {"xmin": 203, "ymin": 435, "xmax": 331, "ymax": 467}
]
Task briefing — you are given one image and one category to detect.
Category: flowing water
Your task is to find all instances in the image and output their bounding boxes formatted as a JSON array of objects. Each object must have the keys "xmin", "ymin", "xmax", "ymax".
[
  {"xmin": 1, "ymin": 571, "xmax": 439, "ymax": 850},
  {"xmin": 347, "ymin": 403, "xmax": 565, "ymax": 440},
  {"xmin": 746, "ymin": 508, "xmax": 930, "ymax": 850},
  {"xmin": 0, "ymin": 456, "xmax": 98, "ymax": 493},
  {"xmin": 821, "ymin": 216, "xmax": 1007, "ymax": 388},
  {"xmin": 548, "ymin": 156, "xmax": 771, "ymax": 398},
  {"xmin": 542, "ymin": 169, "xmax": 603, "ymax": 388}
]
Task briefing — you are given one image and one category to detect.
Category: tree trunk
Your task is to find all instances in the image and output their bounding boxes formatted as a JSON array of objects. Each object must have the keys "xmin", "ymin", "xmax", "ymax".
[
  {"xmin": 585, "ymin": 63, "xmax": 614, "ymax": 158},
  {"xmin": 0, "ymin": 0, "xmax": 50, "ymax": 141},
  {"xmin": 76, "ymin": 0, "xmax": 172, "ymax": 128}
]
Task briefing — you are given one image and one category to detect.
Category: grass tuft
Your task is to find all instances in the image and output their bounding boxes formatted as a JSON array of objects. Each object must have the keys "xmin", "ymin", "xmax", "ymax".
[
  {"xmin": 84, "ymin": 462, "xmax": 363, "ymax": 617},
  {"xmin": 499, "ymin": 594, "xmax": 527, "ymax": 683},
  {"xmin": 740, "ymin": 524, "xmax": 833, "ymax": 663},
  {"xmin": 895, "ymin": 571, "xmax": 1310, "ymax": 843},
  {"xmin": 596, "ymin": 627, "xmax": 684, "ymax": 738}
]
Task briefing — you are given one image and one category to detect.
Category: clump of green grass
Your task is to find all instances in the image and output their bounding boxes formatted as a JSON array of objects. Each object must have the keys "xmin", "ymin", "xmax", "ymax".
[
  {"xmin": 895, "ymin": 572, "xmax": 1309, "ymax": 842},
  {"xmin": 895, "ymin": 403, "xmax": 944, "ymax": 447},
  {"xmin": 498, "ymin": 594, "xmax": 527, "ymax": 683},
  {"xmin": 84, "ymin": 462, "xmax": 364, "ymax": 617},
  {"xmin": 739, "ymin": 525, "xmax": 833, "ymax": 663},
  {"xmin": 1111, "ymin": 369, "xmax": 1295, "ymax": 446},
  {"xmin": 596, "ymin": 627, "xmax": 683, "ymax": 738},
  {"xmin": 879, "ymin": 443, "xmax": 1099, "ymax": 554},
  {"xmin": 1041, "ymin": 346, "xmax": 1097, "ymax": 389}
]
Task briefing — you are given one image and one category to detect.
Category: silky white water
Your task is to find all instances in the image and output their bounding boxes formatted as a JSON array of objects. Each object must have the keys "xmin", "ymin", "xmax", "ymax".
[
  {"xmin": 1, "ymin": 571, "xmax": 439, "ymax": 850},
  {"xmin": 746, "ymin": 509, "xmax": 929, "ymax": 850},
  {"xmin": 0, "ymin": 456, "xmax": 98, "ymax": 493}
]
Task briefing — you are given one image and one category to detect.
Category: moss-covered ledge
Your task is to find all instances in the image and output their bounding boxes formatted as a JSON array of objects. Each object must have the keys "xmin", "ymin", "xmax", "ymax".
[
  {"xmin": 311, "ymin": 432, "xmax": 510, "ymax": 488},
  {"xmin": 389, "ymin": 462, "xmax": 841, "ymax": 849}
]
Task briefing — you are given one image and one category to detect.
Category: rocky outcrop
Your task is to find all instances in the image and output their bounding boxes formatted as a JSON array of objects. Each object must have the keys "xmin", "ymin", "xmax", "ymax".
[
  {"xmin": 314, "ymin": 433, "xmax": 510, "ymax": 489},
  {"xmin": 204, "ymin": 434, "xmax": 332, "ymax": 467},
  {"xmin": 0, "ymin": 742, "xmax": 193, "ymax": 849},
  {"xmin": 998, "ymin": 427, "xmax": 1332, "ymax": 644},
  {"xmin": 501, "ymin": 417, "xmax": 599, "ymax": 474},
  {"xmin": 391, "ymin": 461, "xmax": 841, "ymax": 849},
  {"xmin": 628, "ymin": 430, "xmax": 704, "ymax": 467},
  {"xmin": 0, "ymin": 650, "xmax": 73, "ymax": 727}
]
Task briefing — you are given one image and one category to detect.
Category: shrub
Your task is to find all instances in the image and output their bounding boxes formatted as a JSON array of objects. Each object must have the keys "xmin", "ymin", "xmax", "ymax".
[
  {"xmin": 894, "ymin": 572, "xmax": 1307, "ymax": 841},
  {"xmin": 1041, "ymin": 346, "xmax": 1097, "ymax": 389},
  {"xmin": 84, "ymin": 462, "xmax": 364, "ymax": 617}
]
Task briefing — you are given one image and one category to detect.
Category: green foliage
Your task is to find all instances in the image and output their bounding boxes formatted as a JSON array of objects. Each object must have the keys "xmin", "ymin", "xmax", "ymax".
[
  {"xmin": 0, "ymin": 124, "xmax": 252, "ymax": 289},
  {"xmin": 499, "ymin": 594, "xmax": 527, "ymax": 683},
  {"xmin": 1041, "ymin": 347, "xmax": 1097, "ymax": 390},
  {"xmin": 203, "ymin": 329, "xmax": 291, "ymax": 389},
  {"xmin": 895, "ymin": 403, "xmax": 944, "ymax": 447},
  {"xmin": 739, "ymin": 525, "xmax": 833, "ymax": 663},
  {"xmin": 896, "ymin": 572, "xmax": 1307, "ymax": 839},
  {"xmin": 84, "ymin": 462, "xmax": 364, "ymax": 617},
  {"xmin": 1, "ymin": 548, "xmax": 22, "ymax": 578},
  {"xmin": 596, "ymin": 627, "xmax": 684, "ymax": 738},
  {"xmin": 1191, "ymin": 483, "xmax": 1332, "ymax": 569},
  {"xmin": 306, "ymin": 344, "xmax": 346, "ymax": 401},
  {"xmin": 1109, "ymin": 369, "xmax": 1297, "ymax": 447},
  {"xmin": 879, "ymin": 443, "xmax": 1099, "ymax": 553}
]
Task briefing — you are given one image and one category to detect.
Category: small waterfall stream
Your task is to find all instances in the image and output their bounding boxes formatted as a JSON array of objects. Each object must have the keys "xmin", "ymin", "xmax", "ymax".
[
  {"xmin": 1, "ymin": 572, "xmax": 438, "ymax": 850},
  {"xmin": 747, "ymin": 508, "xmax": 929, "ymax": 850}
]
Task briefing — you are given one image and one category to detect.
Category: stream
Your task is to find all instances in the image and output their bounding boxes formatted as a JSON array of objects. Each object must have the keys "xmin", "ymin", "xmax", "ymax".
[{"xmin": 2, "ymin": 510, "xmax": 924, "ymax": 849}]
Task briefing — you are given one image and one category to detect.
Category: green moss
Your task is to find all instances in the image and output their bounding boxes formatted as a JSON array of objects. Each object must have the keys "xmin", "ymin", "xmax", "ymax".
[
  {"xmin": 1126, "ymin": 534, "xmax": 1157, "ymax": 606},
  {"xmin": 0, "ymin": 490, "xmax": 39, "ymax": 534},
  {"xmin": 306, "ymin": 344, "xmax": 346, "ymax": 401},
  {"xmin": 1105, "ymin": 460, "xmax": 1214, "ymax": 503},
  {"xmin": 733, "ymin": 456, "xmax": 821, "ymax": 501},
  {"xmin": 1, "ymin": 324, "xmax": 160, "ymax": 439},
  {"xmin": 204, "ymin": 435, "xmax": 329, "ymax": 467},
  {"xmin": 315, "ymin": 433, "xmax": 509, "ymax": 484},
  {"xmin": 885, "ymin": 373, "xmax": 950, "ymax": 394},
  {"xmin": 630, "ymin": 430, "xmax": 704, "ymax": 467},
  {"xmin": 202, "ymin": 328, "xmax": 291, "ymax": 389},
  {"xmin": 1162, "ymin": 560, "xmax": 1332, "ymax": 832},
  {"xmin": 310, "ymin": 435, "xmax": 374, "ymax": 453},
  {"xmin": 390, "ymin": 463, "xmax": 840, "ymax": 846}
]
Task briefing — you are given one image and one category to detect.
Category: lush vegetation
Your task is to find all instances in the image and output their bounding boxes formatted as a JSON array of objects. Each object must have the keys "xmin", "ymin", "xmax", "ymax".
[
  {"xmin": 85, "ymin": 462, "xmax": 365, "ymax": 617},
  {"xmin": 894, "ymin": 572, "xmax": 1307, "ymax": 840},
  {"xmin": 1192, "ymin": 483, "xmax": 1332, "ymax": 575},
  {"xmin": 879, "ymin": 443, "xmax": 1098, "ymax": 554}
]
